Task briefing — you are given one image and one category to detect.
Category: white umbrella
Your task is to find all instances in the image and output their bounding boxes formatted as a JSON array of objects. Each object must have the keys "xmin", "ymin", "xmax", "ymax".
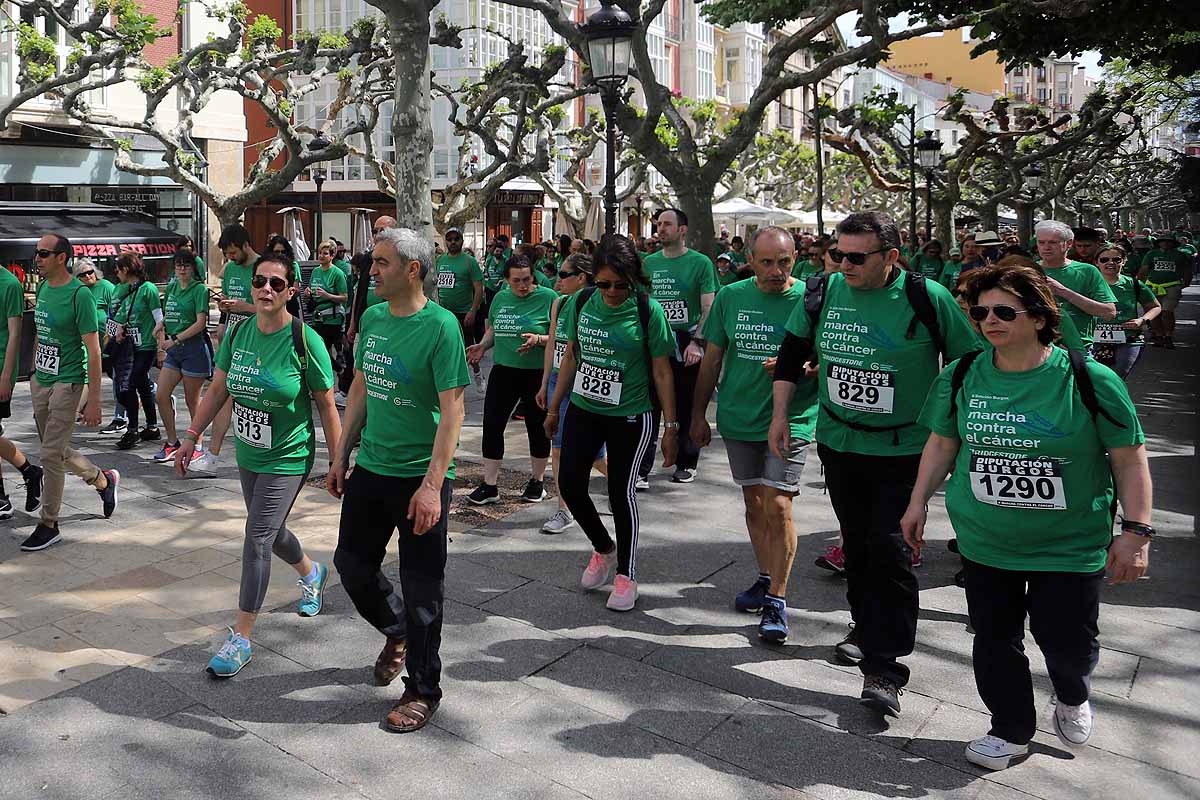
[
  {"xmin": 554, "ymin": 206, "xmax": 575, "ymax": 241},
  {"xmin": 583, "ymin": 196, "xmax": 604, "ymax": 241},
  {"xmin": 787, "ymin": 208, "xmax": 850, "ymax": 229},
  {"xmin": 277, "ymin": 207, "xmax": 311, "ymax": 260}
]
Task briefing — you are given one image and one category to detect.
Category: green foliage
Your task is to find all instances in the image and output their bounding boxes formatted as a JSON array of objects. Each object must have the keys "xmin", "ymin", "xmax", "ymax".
[
  {"xmin": 110, "ymin": 0, "xmax": 171, "ymax": 52},
  {"xmin": 545, "ymin": 104, "xmax": 566, "ymax": 127},
  {"xmin": 15, "ymin": 23, "xmax": 58, "ymax": 84},
  {"xmin": 244, "ymin": 14, "xmax": 283, "ymax": 52},
  {"xmin": 114, "ymin": 137, "xmax": 134, "ymax": 152},
  {"xmin": 136, "ymin": 65, "xmax": 172, "ymax": 94}
]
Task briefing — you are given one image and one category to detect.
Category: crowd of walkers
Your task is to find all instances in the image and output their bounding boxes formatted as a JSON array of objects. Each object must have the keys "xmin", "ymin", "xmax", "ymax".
[{"xmin": 4, "ymin": 208, "xmax": 1177, "ymax": 767}]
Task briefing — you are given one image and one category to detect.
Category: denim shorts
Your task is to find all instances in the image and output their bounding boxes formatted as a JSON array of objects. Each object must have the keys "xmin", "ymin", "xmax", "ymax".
[
  {"xmin": 724, "ymin": 437, "xmax": 810, "ymax": 493},
  {"xmin": 163, "ymin": 335, "xmax": 213, "ymax": 378},
  {"xmin": 548, "ymin": 371, "xmax": 606, "ymax": 459}
]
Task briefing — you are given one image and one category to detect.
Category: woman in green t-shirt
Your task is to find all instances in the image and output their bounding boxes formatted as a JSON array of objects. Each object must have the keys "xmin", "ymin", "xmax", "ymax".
[
  {"xmin": 465, "ymin": 255, "xmax": 557, "ymax": 506},
  {"xmin": 899, "ymin": 263, "xmax": 1152, "ymax": 773},
  {"xmin": 110, "ymin": 252, "xmax": 162, "ymax": 451},
  {"xmin": 152, "ymin": 248, "xmax": 212, "ymax": 463},
  {"xmin": 175, "ymin": 253, "xmax": 342, "ymax": 679},
  {"xmin": 1091, "ymin": 246, "xmax": 1161, "ymax": 380},
  {"xmin": 544, "ymin": 235, "xmax": 678, "ymax": 612},
  {"xmin": 303, "ymin": 239, "xmax": 349, "ymax": 372}
]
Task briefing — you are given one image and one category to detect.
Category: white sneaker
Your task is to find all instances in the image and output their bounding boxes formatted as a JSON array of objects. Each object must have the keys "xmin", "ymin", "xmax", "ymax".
[
  {"xmin": 541, "ymin": 508, "xmax": 575, "ymax": 534},
  {"xmin": 635, "ymin": 476, "xmax": 649, "ymax": 491},
  {"xmin": 333, "ymin": 390, "xmax": 348, "ymax": 409},
  {"xmin": 965, "ymin": 735, "xmax": 1029, "ymax": 771},
  {"xmin": 1053, "ymin": 699, "xmax": 1093, "ymax": 746},
  {"xmin": 188, "ymin": 450, "xmax": 219, "ymax": 475}
]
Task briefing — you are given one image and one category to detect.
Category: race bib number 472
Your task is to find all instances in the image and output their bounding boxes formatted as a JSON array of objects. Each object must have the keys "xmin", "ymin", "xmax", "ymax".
[
  {"xmin": 826, "ymin": 363, "xmax": 895, "ymax": 414},
  {"xmin": 574, "ymin": 361, "xmax": 623, "ymax": 405},
  {"xmin": 35, "ymin": 343, "xmax": 60, "ymax": 375},
  {"xmin": 969, "ymin": 454, "xmax": 1066, "ymax": 510},
  {"xmin": 233, "ymin": 404, "xmax": 273, "ymax": 449}
]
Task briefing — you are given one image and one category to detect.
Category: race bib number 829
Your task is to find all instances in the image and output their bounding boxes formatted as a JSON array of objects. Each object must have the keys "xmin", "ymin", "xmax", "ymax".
[{"xmin": 826, "ymin": 363, "xmax": 895, "ymax": 414}]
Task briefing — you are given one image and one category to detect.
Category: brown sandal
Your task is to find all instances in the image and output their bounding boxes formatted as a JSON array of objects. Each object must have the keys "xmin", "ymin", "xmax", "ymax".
[
  {"xmin": 384, "ymin": 690, "xmax": 439, "ymax": 733},
  {"xmin": 373, "ymin": 637, "xmax": 407, "ymax": 686}
]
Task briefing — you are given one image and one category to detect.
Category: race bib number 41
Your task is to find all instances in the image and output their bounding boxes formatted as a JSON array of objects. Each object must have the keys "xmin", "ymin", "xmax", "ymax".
[
  {"xmin": 660, "ymin": 299, "xmax": 688, "ymax": 325},
  {"xmin": 1093, "ymin": 323, "xmax": 1124, "ymax": 344},
  {"xmin": 969, "ymin": 454, "xmax": 1066, "ymax": 510},
  {"xmin": 574, "ymin": 361, "xmax": 623, "ymax": 405},
  {"xmin": 35, "ymin": 343, "xmax": 60, "ymax": 375},
  {"xmin": 234, "ymin": 404, "xmax": 273, "ymax": 449},
  {"xmin": 826, "ymin": 363, "xmax": 895, "ymax": 414}
]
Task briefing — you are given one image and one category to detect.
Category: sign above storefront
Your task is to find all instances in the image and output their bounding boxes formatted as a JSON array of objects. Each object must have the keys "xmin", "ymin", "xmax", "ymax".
[
  {"xmin": 91, "ymin": 187, "xmax": 161, "ymax": 216},
  {"xmin": 492, "ymin": 190, "xmax": 543, "ymax": 207}
]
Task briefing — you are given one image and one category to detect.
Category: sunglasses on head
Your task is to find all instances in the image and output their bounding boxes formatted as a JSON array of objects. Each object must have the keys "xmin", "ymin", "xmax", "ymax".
[
  {"xmin": 558, "ymin": 270, "xmax": 581, "ymax": 279},
  {"xmin": 1096, "ymin": 256, "xmax": 1123, "ymax": 264},
  {"xmin": 595, "ymin": 280, "xmax": 630, "ymax": 291},
  {"xmin": 968, "ymin": 304, "xmax": 1031, "ymax": 322},
  {"xmin": 34, "ymin": 248, "xmax": 65, "ymax": 259},
  {"xmin": 252, "ymin": 274, "xmax": 290, "ymax": 293},
  {"xmin": 829, "ymin": 248, "xmax": 886, "ymax": 266}
]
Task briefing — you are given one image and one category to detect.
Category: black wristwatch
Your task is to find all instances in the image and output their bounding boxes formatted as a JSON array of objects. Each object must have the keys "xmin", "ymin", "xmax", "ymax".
[{"xmin": 1120, "ymin": 520, "xmax": 1155, "ymax": 538}]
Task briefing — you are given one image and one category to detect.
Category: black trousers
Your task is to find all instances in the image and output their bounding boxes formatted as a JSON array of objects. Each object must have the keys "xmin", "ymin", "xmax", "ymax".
[
  {"xmin": 559, "ymin": 403, "xmax": 653, "ymax": 580},
  {"xmin": 640, "ymin": 332, "xmax": 699, "ymax": 476},
  {"xmin": 333, "ymin": 467, "xmax": 451, "ymax": 701},
  {"xmin": 482, "ymin": 363, "xmax": 550, "ymax": 461},
  {"xmin": 451, "ymin": 311, "xmax": 480, "ymax": 349},
  {"xmin": 818, "ymin": 444, "xmax": 920, "ymax": 686},
  {"xmin": 113, "ymin": 342, "xmax": 157, "ymax": 430},
  {"xmin": 313, "ymin": 323, "xmax": 344, "ymax": 375},
  {"xmin": 964, "ymin": 558, "xmax": 1103, "ymax": 744}
]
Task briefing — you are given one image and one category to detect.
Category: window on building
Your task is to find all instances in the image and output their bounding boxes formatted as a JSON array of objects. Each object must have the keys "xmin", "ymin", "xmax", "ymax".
[
  {"xmin": 1036, "ymin": 66, "xmax": 1046, "ymax": 81},
  {"xmin": 1037, "ymin": 87, "xmax": 1049, "ymax": 102},
  {"xmin": 724, "ymin": 46, "xmax": 740, "ymax": 84},
  {"xmin": 697, "ymin": 48, "xmax": 715, "ymax": 100},
  {"xmin": 1059, "ymin": 92, "xmax": 1069, "ymax": 107},
  {"xmin": 746, "ymin": 40, "xmax": 762, "ymax": 88},
  {"xmin": 648, "ymin": 31, "xmax": 668, "ymax": 85}
]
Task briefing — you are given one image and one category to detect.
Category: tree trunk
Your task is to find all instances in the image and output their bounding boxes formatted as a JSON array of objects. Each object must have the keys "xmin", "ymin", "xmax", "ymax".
[
  {"xmin": 673, "ymin": 184, "xmax": 717, "ymax": 261},
  {"xmin": 384, "ymin": 3, "xmax": 433, "ymax": 235},
  {"xmin": 933, "ymin": 201, "xmax": 954, "ymax": 250},
  {"xmin": 979, "ymin": 202, "xmax": 999, "ymax": 231}
]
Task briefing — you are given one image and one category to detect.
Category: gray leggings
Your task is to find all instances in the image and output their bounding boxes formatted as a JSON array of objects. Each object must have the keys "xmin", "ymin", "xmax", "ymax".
[{"xmin": 238, "ymin": 468, "xmax": 308, "ymax": 614}]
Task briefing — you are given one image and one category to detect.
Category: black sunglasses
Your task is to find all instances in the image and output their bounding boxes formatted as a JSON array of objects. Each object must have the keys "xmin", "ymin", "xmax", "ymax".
[
  {"xmin": 252, "ymin": 274, "xmax": 290, "ymax": 293},
  {"xmin": 1096, "ymin": 256, "xmax": 1123, "ymax": 264},
  {"xmin": 829, "ymin": 248, "xmax": 886, "ymax": 266},
  {"xmin": 968, "ymin": 304, "xmax": 1031, "ymax": 322},
  {"xmin": 558, "ymin": 270, "xmax": 581, "ymax": 279},
  {"xmin": 34, "ymin": 248, "xmax": 65, "ymax": 259},
  {"xmin": 595, "ymin": 280, "xmax": 630, "ymax": 291},
  {"xmin": 76, "ymin": 270, "xmax": 95, "ymax": 277}
]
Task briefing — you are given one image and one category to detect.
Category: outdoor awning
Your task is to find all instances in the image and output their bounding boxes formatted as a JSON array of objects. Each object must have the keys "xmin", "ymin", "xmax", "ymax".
[{"xmin": 0, "ymin": 202, "xmax": 181, "ymax": 263}]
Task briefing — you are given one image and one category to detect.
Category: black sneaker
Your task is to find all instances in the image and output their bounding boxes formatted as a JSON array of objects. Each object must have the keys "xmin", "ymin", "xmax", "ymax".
[
  {"xmin": 0, "ymin": 493, "xmax": 12, "ymax": 520},
  {"xmin": 98, "ymin": 469, "xmax": 120, "ymax": 518},
  {"xmin": 20, "ymin": 523, "xmax": 61, "ymax": 552},
  {"xmin": 116, "ymin": 431, "xmax": 141, "ymax": 450},
  {"xmin": 671, "ymin": 467, "xmax": 696, "ymax": 483},
  {"xmin": 467, "ymin": 483, "xmax": 499, "ymax": 505},
  {"xmin": 1165, "ymin": 337, "xmax": 1176, "ymax": 350},
  {"xmin": 23, "ymin": 464, "xmax": 43, "ymax": 513},
  {"xmin": 98, "ymin": 419, "xmax": 128, "ymax": 436},
  {"xmin": 835, "ymin": 623, "xmax": 863, "ymax": 666},
  {"xmin": 520, "ymin": 479, "xmax": 547, "ymax": 503},
  {"xmin": 139, "ymin": 426, "xmax": 162, "ymax": 442},
  {"xmin": 860, "ymin": 675, "xmax": 903, "ymax": 717}
]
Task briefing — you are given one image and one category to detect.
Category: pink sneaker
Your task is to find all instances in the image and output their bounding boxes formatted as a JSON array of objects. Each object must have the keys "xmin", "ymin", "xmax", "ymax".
[
  {"xmin": 606, "ymin": 575, "xmax": 638, "ymax": 611},
  {"xmin": 815, "ymin": 545, "xmax": 846, "ymax": 574},
  {"xmin": 911, "ymin": 549, "xmax": 923, "ymax": 568},
  {"xmin": 580, "ymin": 549, "xmax": 616, "ymax": 591}
]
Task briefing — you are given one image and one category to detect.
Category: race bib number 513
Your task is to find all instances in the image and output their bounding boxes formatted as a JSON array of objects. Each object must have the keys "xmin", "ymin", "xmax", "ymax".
[
  {"xmin": 234, "ymin": 404, "xmax": 273, "ymax": 449},
  {"xmin": 969, "ymin": 454, "xmax": 1066, "ymax": 510},
  {"xmin": 574, "ymin": 361, "xmax": 623, "ymax": 405},
  {"xmin": 826, "ymin": 364, "xmax": 895, "ymax": 414}
]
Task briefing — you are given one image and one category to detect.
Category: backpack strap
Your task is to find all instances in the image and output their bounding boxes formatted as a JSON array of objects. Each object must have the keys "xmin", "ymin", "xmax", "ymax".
[
  {"xmin": 1067, "ymin": 348, "xmax": 1125, "ymax": 429},
  {"xmin": 947, "ymin": 349, "xmax": 984, "ymax": 419},
  {"xmin": 635, "ymin": 290, "xmax": 654, "ymax": 376},
  {"xmin": 903, "ymin": 272, "xmax": 946, "ymax": 360},
  {"xmin": 803, "ymin": 272, "xmax": 828, "ymax": 334},
  {"xmin": 571, "ymin": 286, "xmax": 599, "ymax": 360}
]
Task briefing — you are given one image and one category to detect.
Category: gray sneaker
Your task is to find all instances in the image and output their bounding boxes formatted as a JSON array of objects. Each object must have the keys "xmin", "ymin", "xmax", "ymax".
[
  {"xmin": 541, "ymin": 508, "xmax": 575, "ymax": 534},
  {"xmin": 671, "ymin": 467, "xmax": 696, "ymax": 483}
]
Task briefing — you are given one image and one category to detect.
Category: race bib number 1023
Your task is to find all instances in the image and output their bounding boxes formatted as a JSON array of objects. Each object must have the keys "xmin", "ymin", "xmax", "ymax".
[
  {"xmin": 660, "ymin": 299, "xmax": 688, "ymax": 325},
  {"xmin": 969, "ymin": 454, "xmax": 1066, "ymax": 510},
  {"xmin": 826, "ymin": 363, "xmax": 895, "ymax": 414}
]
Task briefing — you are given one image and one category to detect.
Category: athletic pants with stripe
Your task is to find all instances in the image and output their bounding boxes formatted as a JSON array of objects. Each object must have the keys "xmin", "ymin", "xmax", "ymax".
[{"xmin": 558, "ymin": 402, "xmax": 653, "ymax": 580}]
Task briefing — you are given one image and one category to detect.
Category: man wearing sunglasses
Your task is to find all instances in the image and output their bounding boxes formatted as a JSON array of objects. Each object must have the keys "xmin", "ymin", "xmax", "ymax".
[
  {"xmin": 1035, "ymin": 220, "xmax": 1116, "ymax": 348},
  {"xmin": 435, "ymin": 228, "xmax": 484, "ymax": 385},
  {"xmin": 639, "ymin": 208, "xmax": 718, "ymax": 486},
  {"xmin": 769, "ymin": 211, "xmax": 978, "ymax": 717}
]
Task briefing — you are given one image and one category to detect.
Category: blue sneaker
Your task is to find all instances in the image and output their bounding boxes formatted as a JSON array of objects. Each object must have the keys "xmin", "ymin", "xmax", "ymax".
[
  {"xmin": 297, "ymin": 562, "xmax": 329, "ymax": 617},
  {"xmin": 206, "ymin": 628, "xmax": 252, "ymax": 678},
  {"xmin": 758, "ymin": 596, "xmax": 789, "ymax": 643},
  {"xmin": 734, "ymin": 576, "xmax": 770, "ymax": 613}
]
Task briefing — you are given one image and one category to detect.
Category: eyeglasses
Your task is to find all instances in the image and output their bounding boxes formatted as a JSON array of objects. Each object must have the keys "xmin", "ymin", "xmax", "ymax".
[
  {"xmin": 558, "ymin": 270, "xmax": 581, "ymax": 279},
  {"xmin": 1096, "ymin": 256, "xmax": 1123, "ymax": 264},
  {"xmin": 968, "ymin": 304, "xmax": 1031, "ymax": 322},
  {"xmin": 76, "ymin": 270, "xmax": 95, "ymax": 277},
  {"xmin": 252, "ymin": 274, "xmax": 290, "ymax": 293},
  {"xmin": 829, "ymin": 248, "xmax": 886, "ymax": 266},
  {"xmin": 271, "ymin": 249, "xmax": 289, "ymax": 256},
  {"xmin": 595, "ymin": 280, "xmax": 630, "ymax": 291},
  {"xmin": 34, "ymin": 249, "xmax": 65, "ymax": 259}
]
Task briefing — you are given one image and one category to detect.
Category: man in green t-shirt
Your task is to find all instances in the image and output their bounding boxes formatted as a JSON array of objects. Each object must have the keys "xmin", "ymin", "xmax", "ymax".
[
  {"xmin": 1069, "ymin": 226, "xmax": 1104, "ymax": 266},
  {"xmin": 1034, "ymin": 220, "xmax": 1116, "ymax": 346},
  {"xmin": 1136, "ymin": 232, "xmax": 1193, "ymax": 349},
  {"xmin": 435, "ymin": 227, "xmax": 484, "ymax": 373},
  {"xmin": 693, "ymin": 227, "xmax": 818, "ymax": 644},
  {"xmin": 0, "ymin": 264, "xmax": 44, "ymax": 519},
  {"xmin": 769, "ymin": 211, "xmax": 980, "ymax": 718},
  {"xmin": 639, "ymin": 208, "xmax": 719, "ymax": 486},
  {"xmin": 330, "ymin": 226, "xmax": 469, "ymax": 734},
  {"xmin": 24, "ymin": 233, "xmax": 119, "ymax": 551}
]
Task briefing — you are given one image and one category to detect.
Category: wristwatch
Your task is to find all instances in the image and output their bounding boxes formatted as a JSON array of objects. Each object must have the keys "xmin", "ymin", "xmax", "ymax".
[
  {"xmin": 663, "ymin": 421, "xmax": 680, "ymax": 430},
  {"xmin": 1120, "ymin": 520, "xmax": 1154, "ymax": 538}
]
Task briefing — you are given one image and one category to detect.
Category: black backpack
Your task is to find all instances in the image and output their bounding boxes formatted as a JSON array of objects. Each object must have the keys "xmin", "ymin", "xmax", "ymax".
[
  {"xmin": 804, "ymin": 270, "xmax": 947, "ymax": 360},
  {"xmin": 230, "ymin": 316, "xmax": 310, "ymax": 382},
  {"xmin": 571, "ymin": 287, "xmax": 653, "ymax": 375}
]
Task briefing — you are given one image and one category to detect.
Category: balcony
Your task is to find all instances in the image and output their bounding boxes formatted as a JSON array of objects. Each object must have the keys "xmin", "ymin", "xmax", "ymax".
[{"xmin": 662, "ymin": 12, "xmax": 683, "ymax": 40}]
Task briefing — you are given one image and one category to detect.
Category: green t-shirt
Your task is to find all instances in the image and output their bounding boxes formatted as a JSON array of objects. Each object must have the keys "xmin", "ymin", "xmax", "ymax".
[
  {"xmin": 1140, "ymin": 248, "xmax": 1191, "ymax": 285},
  {"xmin": 790, "ymin": 260, "xmax": 822, "ymax": 281},
  {"xmin": 163, "ymin": 279, "xmax": 208, "ymax": 337},
  {"xmin": 561, "ymin": 289, "xmax": 674, "ymax": 417},
  {"xmin": 718, "ymin": 268, "xmax": 741, "ymax": 286},
  {"xmin": 193, "ymin": 256, "xmax": 207, "ymax": 284},
  {"xmin": 0, "ymin": 268, "xmax": 24, "ymax": 378},
  {"xmin": 1042, "ymin": 260, "xmax": 1116, "ymax": 346},
  {"xmin": 113, "ymin": 280, "xmax": 160, "ymax": 351},
  {"xmin": 333, "ymin": 258, "xmax": 351, "ymax": 277},
  {"xmin": 912, "ymin": 255, "xmax": 945, "ymax": 283},
  {"xmin": 783, "ymin": 270, "xmax": 979, "ymax": 456},
  {"xmin": 1179, "ymin": 244, "xmax": 1196, "ymax": 256},
  {"xmin": 87, "ymin": 278, "xmax": 116, "ymax": 333},
  {"xmin": 435, "ymin": 252, "xmax": 483, "ymax": 314},
  {"xmin": 729, "ymin": 250, "xmax": 748, "ymax": 266},
  {"xmin": 1100, "ymin": 275, "xmax": 1156, "ymax": 345},
  {"xmin": 549, "ymin": 294, "xmax": 572, "ymax": 376},
  {"xmin": 34, "ymin": 278, "xmax": 96, "ymax": 385},
  {"xmin": 919, "ymin": 346, "xmax": 1143, "ymax": 573},
  {"xmin": 643, "ymin": 248, "xmax": 719, "ymax": 331},
  {"xmin": 215, "ymin": 319, "xmax": 334, "ymax": 475},
  {"xmin": 221, "ymin": 261, "xmax": 255, "ymax": 329},
  {"xmin": 364, "ymin": 277, "xmax": 387, "ymax": 307},
  {"xmin": 354, "ymin": 301, "xmax": 470, "ymax": 479},
  {"xmin": 535, "ymin": 269, "xmax": 556, "ymax": 289},
  {"xmin": 309, "ymin": 264, "xmax": 349, "ymax": 326},
  {"xmin": 703, "ymin": 277, "xmax": 817, "ymax": 442},
  {"xmin": 488, "ymin": 285, "xmax": 557, "ymax": 370},
  {"xmin": 938, "ymin": 261, "xmax": 962, "ymax": 291},
  {"xmin": 483, "ymin": 249, "xmax": 512, "ymax": 292}
]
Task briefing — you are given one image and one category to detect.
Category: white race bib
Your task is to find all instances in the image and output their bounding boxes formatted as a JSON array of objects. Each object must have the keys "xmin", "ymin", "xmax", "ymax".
[
  {"xmin": 573, "ymin": 361, "xmax": 623, "ymax": 405},
  {"xmin": 660, "ymin": 299, "xmax": 688, "ymax": 325},
  {"xmin": 104, "ymin": 318, "xmax": 119, "ymax": 338},
  {"xmin": 226, "ymin": 312, "xmax": 249, "ymax": 329},
  {"xmin": 553, "ymin": 340, "xmax": 567, "ymax": 370},
  {"xmin": 969, "ymin": 454, "xmax": 1066, "ymax": 510},
  {"xmin": 1093, "ymin": 323, "xmax": 1125, "ymax": 344},
  {"xmin": 35, "ymin": 343, "xmax": 60, "ymax": 375},
  {"xmin": 233, "ymin": 403, "xmax": 273, "ymax": 449},
  {"xmin": 826, "ymin": 363, "xmax": 895, "ymax": 414},
  {"xmin": 436, "ymin": 270, "xmax": 456, "ymax": 289},
  {"xmin": 129, "ymin": 326, "xmax": 142, "ymax": 347}
]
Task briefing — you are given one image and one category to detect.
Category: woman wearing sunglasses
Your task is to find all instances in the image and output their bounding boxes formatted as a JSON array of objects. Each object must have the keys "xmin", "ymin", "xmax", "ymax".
[
  {"xmin": 1091, "ymin": 246, "xmax": 1160, "ymax": 379},
  {"xmin": 545, "ymin": 235, "xmax": 677, "ymax": 611},
  {"xmin": 535, "ymin": 254, "xmax": 608, "ymax": 534},
  {"xmin": 175, "ymin": 253, "xmax": 342, "ymax": 678},
  {"xmin": 465, "ymin": 255, "xmax": 558, "ymax": 505},
  {"xmin": 901, "ymin": 263, "xmax": 1151, "ymax": 772},
  {"xmin": 152, "ymin": 248, "xmax": 212, "ymax": 463},
  {"xmin": 109, "ymin": 253, "xmax": 162, "ymax": 451}
]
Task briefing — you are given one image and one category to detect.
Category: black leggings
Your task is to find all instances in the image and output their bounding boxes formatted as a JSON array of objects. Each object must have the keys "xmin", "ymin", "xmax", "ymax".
[
  {"xmin": 115, "ymin": 345, "xmax": 157, "ymax": 431},
  {"xmin": 559, "ymin": 403, "xmax": 653, "ymax": 580},
  {"xmin": 482, "ymin": 363, "xmax": 550, "ymax": 461},
  {"xmin": 313, "ymin": 323, "xmax": 344, "ymax": 374}
]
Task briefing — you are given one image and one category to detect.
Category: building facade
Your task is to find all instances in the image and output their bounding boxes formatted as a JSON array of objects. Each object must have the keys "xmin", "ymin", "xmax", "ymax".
[{"xmin": 885, "ymin": 29, "xmax": 1006, "ymax": 95}]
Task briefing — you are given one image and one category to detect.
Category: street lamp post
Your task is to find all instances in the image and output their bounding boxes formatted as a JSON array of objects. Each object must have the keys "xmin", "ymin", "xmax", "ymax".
[
  {"xmin": 1019, "ymin": 164, "xmax": 1043, "ymax": 244},
  {"xmin": 916, "ymin": 131, "xmax": 942, "ymax": 243},
  {"xmin": 309, "ymin": 133, "xmax": 331, "ymax": 248},
  {"xmin": 908, "ymin": 107, "xmax": 917, "ymax": 249},
  {"xmin": 581, "ymin": 1, "xmax": 636, "ymax": 238}
]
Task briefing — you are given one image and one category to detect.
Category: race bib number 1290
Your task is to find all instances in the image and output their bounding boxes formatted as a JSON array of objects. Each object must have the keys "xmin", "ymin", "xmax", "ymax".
[
  {"xmin": 574, "ymin": 361, "xmax": 623, "ymax": 405},
  {"xmin": 826, "ymin": 363, "xmax": 895, "ymax": 414},
  {"xmin": 969, "ymin": 454, "xmax": 1066, "ymax": 510}
]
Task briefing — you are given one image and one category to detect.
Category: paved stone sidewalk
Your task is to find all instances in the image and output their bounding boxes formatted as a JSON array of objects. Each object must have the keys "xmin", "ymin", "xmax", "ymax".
[{"xmin": 0, "ymin": 289, "xmax": 1196, "ymax": 800}]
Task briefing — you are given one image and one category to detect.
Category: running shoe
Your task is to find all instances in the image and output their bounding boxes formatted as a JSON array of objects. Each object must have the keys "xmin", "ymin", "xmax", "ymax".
[
  {"xmin": 139, "ymin": 426, "xmax": 161, "ymax": 442},
  {"xmin": 860, "ymin": 674, "xmax": 902, "ymax": 717},
  {"xmin": 0, "ymin": 493, "xmax": 13, "ymax": 520},
  {"xmin": 467, "ymin": 483, "xmax": 499, "ymax": 505},
  {"xmin": 520, "ymin": 479, "xmax": 547, "ymax": 503},
  {"xmin": 671, "ymin": 467, "xmax": 696, "ymax": 483},
  {"xmin": 23, "ymin": 464, "xmax": 43, "ymax": 513},
  {"xmin": 20, "ymin": 523, "xmax": 61, "ymax": 552},
  {"xmin": 333, "ymin": 390, "xmax": 348, "ymax": 409},
  {"xmin": 297, "ymin": 562, "xmax": 329, "ymax": 617},
  {"xmin": 965, "ymin": 735, "xmax": 1029, "ymax": 771},
  {"xmin": 98, "ymin": 419, "xmax": 128, "ymax": 436},
  {"xmin": 206, "ymin": 628, "xmax": 252, "ymax": 678},
  {"xmin": 814, "ymin": 545, "xmax": 846, "ymax": 574},
  {"xmin": 606, "ymin": 575, "xmax": 638, "ymax": 611},
  {"xmin": 911, "ymin": 548, "xmax": 923, "ymax": 568},
  {"xmin": 580, "ymin": 549, "xmax": 616, "ymax": 590},
  {"xmin": 187, "ymin": 450, "xmax": 219, "ymax": 475},
  {"xmin": 98, "ymin": 469, "xmax": 119, "ymax": 518},
  {"xmin": 541, "ymin": 508, "xmax": 575, "ymax": 534},
  {"xmin": 1053, "ymin": 699, "xmax": 1093, "ymax": 746},
  {"xmin": 1165, "ymin": 337, "xmax": 1176, "ymax": 350},
  {"xmin": 635, "ymin": 476, "xmax": 650, "ymax": 491},
  {"xmin": 115, "ymin": 431, "xmax": 141, "ymax": 450},
  {"xmin": 154, "ymin": 441, "xmax": 181, "ymax": 463},
  {"xmin": 835, "ymin": 623, "xmax": 863, "ymax": 666},
  {"xmin": 758, "ymin": 596, "xmax": 789, "ymax": 643},
  {"xmin": 734, "ymin": 575, "xmax": 770, "ymax": 613},
  {"xmin": 511, "ymin": 411, "xmax": 525, "ymax": 421}
]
